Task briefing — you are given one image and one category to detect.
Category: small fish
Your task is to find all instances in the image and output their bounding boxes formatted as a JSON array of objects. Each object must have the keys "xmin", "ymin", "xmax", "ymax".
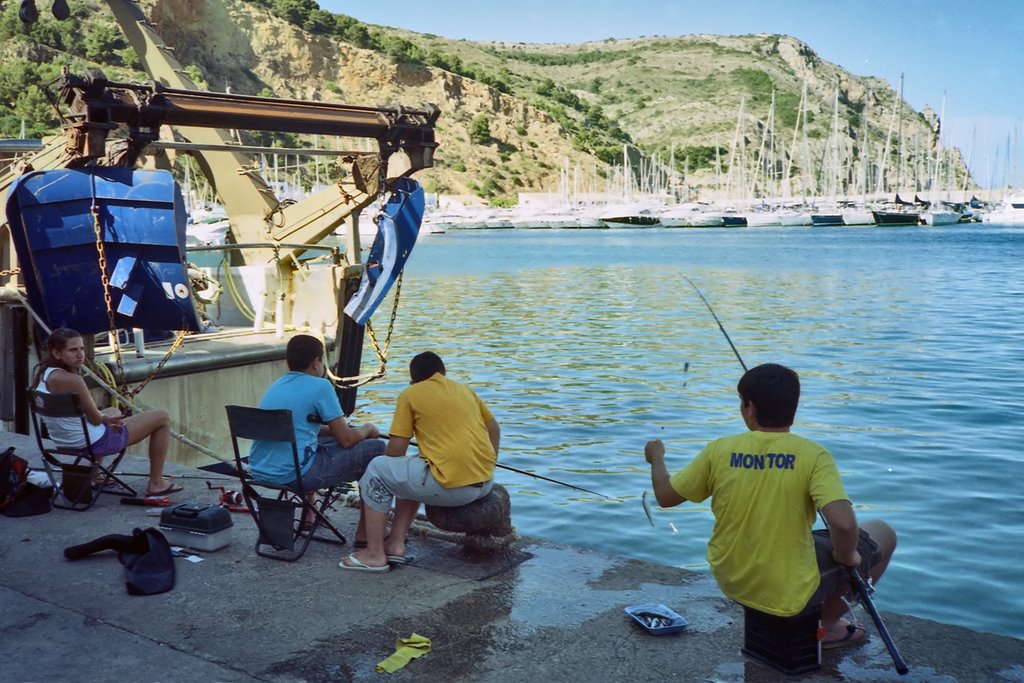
[
  {"xmin": 642, "ymin": 491, "xmax": 655, "ymax": 527},
  {"xmin": 635, "ymin": 610, "xmax": 671, "ymax": 624},
  {"xmin": 638, "ymin": 615, "xmax": 671, "ymax": 629}
]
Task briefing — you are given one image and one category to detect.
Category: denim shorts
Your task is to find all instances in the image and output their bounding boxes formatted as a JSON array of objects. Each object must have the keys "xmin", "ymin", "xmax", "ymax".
[
  {"xmin": 89, "ymin": 425, "xmax": 130, "ymax": 457},
  {"xmin": 291, "ymin": 437, "xmax": 386, "ymax": 491},
  {"xmin": 800, "ymin": 528, "xmax": 882, "ymax": 612}
]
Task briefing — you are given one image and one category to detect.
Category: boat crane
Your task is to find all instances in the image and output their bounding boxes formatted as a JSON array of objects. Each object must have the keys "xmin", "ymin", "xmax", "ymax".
[{"xmin": 1, "ymin": 0, "xmax": 439, "ymax": 463}]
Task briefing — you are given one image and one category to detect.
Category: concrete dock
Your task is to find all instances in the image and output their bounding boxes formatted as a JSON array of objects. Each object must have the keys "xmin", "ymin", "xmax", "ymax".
[{"xmin": 2, "ymin": 430, "xmax": 1022, "ymax": 683}]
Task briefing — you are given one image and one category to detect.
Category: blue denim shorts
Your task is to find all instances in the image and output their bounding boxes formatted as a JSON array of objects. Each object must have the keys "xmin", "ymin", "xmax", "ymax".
[
  {"xmin": 89, "ymin": 425, "xmax": 130, "ymax": 457},
  {"xmin": 291, "ymin": 437, "xmax": 386, "ymax": 491}
]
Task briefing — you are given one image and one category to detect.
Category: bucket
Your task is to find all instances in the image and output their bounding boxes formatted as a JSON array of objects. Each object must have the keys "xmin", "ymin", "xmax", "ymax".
[
  {"xmin": 59, "ymin": 463, "xmax": 94, "ymax": 505},
  {"xmin": 255, "ymin": 497, "xmax": 297, "ymax": 551}
]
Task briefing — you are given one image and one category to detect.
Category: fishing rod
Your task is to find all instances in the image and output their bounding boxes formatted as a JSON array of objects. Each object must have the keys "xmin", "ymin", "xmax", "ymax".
[
  {"xmin": 643, "ymin": 277, "xmax": 748, "ymax": 525},
  {"xmin": 689, "ymin": 276, "xmax": 908, "ymax": 675},
  {"xmin": 494, "ymin": 462, "xmax": 610, "ymax": 499},
  {"xmin": 818, "ymin": 513, "xmax": 909, "ymax": 675},
  {"xmin": 386, "ymin": 435, "xmax": 612, "ymax": 499},
  {"xmin": 684, "ymin": 276, "xmax": 748, "ymax": 372},
  {"xmin": 849, "ymin": 566, "xmax": 909, "ymax": 675},
  {"xmin": 120, "ymin": 445, "xmax": 614, "ymax": 499},
  {"xmin": 114, "ymin": 471, "xmax": 236, "ymax": 481}
]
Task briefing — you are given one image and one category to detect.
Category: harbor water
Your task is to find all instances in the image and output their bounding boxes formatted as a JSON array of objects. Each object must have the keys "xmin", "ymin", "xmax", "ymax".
[{"xmin": 356, "ymin": 222, "xmax": 1024, "ymax": 640}]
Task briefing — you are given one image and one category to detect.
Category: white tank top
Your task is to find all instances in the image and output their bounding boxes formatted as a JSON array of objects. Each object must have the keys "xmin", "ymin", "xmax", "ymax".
[{"xmin": 38, "ymin": 367, "xmax": 106, "ymax": 449}]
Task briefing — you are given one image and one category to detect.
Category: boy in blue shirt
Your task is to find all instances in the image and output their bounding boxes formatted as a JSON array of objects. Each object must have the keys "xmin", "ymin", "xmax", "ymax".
[{"xmin": 251, "ymin": 334, "xmax": 384, "ymax": 532}]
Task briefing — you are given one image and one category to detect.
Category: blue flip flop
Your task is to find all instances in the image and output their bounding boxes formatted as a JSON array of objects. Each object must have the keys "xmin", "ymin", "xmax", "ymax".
[{"xmin": 387, "ymin": 554, "xmax": 415, "ymax": 566}]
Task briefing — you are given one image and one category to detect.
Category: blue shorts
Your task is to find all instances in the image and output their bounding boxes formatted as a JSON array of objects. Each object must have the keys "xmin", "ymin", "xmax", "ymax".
[
  {"xmin": 89, "ymin": 425, "xmax": 130, "ymax": 457},
  {"xmin": 289, "ymin": 437, "xmax": 386, "ymax": 491}
]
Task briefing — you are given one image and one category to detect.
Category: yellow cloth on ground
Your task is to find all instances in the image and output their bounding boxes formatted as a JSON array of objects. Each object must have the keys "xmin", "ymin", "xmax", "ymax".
[{"xmin": 375, "ymin": 633, "xmax": 432, "ymax": 673}]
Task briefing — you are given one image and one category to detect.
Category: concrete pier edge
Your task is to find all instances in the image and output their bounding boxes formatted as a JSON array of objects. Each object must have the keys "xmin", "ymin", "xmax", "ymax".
[{"xmin": 2, "ymin": 429, "xmax": 1022, "ymax": 683}]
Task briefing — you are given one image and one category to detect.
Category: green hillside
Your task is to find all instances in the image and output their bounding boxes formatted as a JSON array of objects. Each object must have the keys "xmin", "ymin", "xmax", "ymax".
[{"xmin": 0, "ymin": 0, "xmax": 972, "ymax": 204}]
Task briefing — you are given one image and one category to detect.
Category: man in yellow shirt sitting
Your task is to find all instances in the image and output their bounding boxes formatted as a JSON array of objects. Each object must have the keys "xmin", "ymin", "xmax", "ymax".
[
  {"xmin": 340, "ymin": 351, "xmax": 500, "ymax": 572},
  {"xmin": 644, "ymin": 363, "xmax": 896, "ymax": 649}
]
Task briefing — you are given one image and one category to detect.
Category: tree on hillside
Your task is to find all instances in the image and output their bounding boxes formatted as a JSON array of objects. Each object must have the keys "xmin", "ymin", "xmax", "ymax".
[
  {"xmin": 469, "ymin": 113, "xmax": 491, "ymax": 145},
  {"xmin": 0, "ymin": 58, "xmax": 62, "ymax": 137},
  {"xmin": 83, "ymin": 23, "xmax": 126, "ymax": 64}
]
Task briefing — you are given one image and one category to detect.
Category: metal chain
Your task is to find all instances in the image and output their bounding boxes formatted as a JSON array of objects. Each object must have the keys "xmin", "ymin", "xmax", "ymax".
[
  {"xmin": 126, "ymin": 331, "xmax": 188, "ymax": 398},
  {"xmin": 89, "ymin": 181, "xmax": 188, "ymax": 400},
  {"xmin": 0, "ymin": 267, "xmax": 21, "ymax": 280},
  {"xmin": 90, "ymin": 196, "xmax": 130, "ymax": 395},
  {"xmin": 326, "ymin": 269, "xmax": 405, "ymax": 389},
  {"xmin": 363, "ymin": 268, "xmax": 404, "ymax": 375}
]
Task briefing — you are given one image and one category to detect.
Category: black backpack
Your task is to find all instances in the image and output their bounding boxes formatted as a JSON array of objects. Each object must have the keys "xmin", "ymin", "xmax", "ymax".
[
  {"xmin": 65, "ymin": 527, "xmax": 176, "ymax": 595},
  {"xmin": 0, "ymin": 446, "xmax": 52, "ymax": 517}
]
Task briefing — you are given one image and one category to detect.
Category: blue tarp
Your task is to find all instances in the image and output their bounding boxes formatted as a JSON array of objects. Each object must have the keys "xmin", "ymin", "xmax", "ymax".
[{"xmin": 6, "ymin": 167, "xmax": 201, "ymax": 335}]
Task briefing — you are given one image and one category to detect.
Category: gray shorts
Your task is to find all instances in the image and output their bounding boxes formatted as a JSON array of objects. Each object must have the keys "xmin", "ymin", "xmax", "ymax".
[
  {"xmin": 800, "ymin": 528, "xmax": 882, "ymax": 612},
  {"xmin": 359, "ymin": 454, "xmax": 493, "ymax": 513}
]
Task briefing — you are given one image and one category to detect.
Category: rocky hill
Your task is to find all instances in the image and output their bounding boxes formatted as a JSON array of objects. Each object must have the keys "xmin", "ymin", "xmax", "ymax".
[{"xmin": 0, "ymin": 0, "xmax": 972, "ymax": 206}]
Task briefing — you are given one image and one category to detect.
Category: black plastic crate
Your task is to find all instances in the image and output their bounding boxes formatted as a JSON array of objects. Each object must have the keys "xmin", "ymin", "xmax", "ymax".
[{"xmin": 741, "ymin": 605, "xmax": 822, "ymax": 675}]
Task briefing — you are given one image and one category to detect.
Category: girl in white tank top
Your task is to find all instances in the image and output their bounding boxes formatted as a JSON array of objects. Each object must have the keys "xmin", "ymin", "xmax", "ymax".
[{"xmin": 37, "ymin": 366, "xmax": 106, "ymax": 448}]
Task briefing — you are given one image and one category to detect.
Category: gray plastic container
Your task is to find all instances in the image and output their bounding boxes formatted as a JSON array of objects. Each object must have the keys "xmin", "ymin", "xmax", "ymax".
[{"xmin": 159, "ymin": 502, "xmax": 233, "ymax": 551}]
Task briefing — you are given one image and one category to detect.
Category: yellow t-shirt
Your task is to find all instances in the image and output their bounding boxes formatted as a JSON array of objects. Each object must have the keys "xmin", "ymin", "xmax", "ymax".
[
  {"xmin": 670, "ymin": 430, "xmax": 848, "ymax": 616},
  {"xmin": 388, "ymin": 373, "xmax": 496, "ymax": 488}
]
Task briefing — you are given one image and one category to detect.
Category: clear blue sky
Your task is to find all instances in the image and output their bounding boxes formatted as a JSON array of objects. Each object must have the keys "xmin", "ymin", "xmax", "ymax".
[{"xmin": 324, "ymin": 0, "xmax": 1023, "ymax": 188}]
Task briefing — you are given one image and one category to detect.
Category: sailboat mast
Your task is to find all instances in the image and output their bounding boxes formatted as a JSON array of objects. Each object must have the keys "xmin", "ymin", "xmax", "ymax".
[
  {"xmin": 830, "ymin": 87, "xmax": 840, "ymax": 204},
  {"xmin": 860, "ymin": 91, "xmax": 870, "ymax": 206},
  {"xmin": 896, "ymin": 73, "xmax": 905, "ymax": 196},
  {"xmin": 877, "ymin": 76, "xmax": 900, "ymax": 194},
  {"xmin": 784, "ymin": 82, "xmax": 806, "ymax": 201}
]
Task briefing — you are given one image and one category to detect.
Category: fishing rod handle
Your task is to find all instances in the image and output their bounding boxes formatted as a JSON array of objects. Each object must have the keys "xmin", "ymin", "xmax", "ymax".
[{"xmin": 848, "ymin": 568, "xmax": 909, "ymax": 675}]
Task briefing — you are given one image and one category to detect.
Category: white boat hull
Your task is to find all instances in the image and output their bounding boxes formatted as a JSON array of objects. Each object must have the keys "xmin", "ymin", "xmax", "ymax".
[
  {"xmin": 922, "ymin": 211, "xmax": 961, "ymax": 226},
  {"xmin": 841, "ymin": 211, "xmax": 875, "ymax": 226},
  {"xmin": 778, "ymin": 212, "xmax": 813, "ymax": 226},
  {"xmin": 983, "ymin": 198, "xmax": 1024, "ymax": 224},
  {"xmin": 745, "ymin": 213, "xmax": 782, "ymax": 227}
]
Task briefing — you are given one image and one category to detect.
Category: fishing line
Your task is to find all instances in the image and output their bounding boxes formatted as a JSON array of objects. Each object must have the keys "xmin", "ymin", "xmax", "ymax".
[
  {"xmin": 644, "ymin": 277, "xmax": 752, "ymax": 528},
  {"xmin": 683, "ymin": 276, "xmax": 748, "ymax": 372}
]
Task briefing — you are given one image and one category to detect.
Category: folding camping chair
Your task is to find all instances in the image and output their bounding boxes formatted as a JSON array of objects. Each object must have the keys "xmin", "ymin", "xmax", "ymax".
[
  {"xmin": 28, "ymin": 389, "xmax": 136, "ymax": 510},
  {"xmin": 225, "ymin": 405, "xmax": 347, "ymax": 561}
]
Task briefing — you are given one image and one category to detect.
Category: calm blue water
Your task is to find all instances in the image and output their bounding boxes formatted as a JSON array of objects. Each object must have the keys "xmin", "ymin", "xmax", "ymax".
[{"xmin": 357, "ymin": 223, "xmax": 1024, "ymax": 639}]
